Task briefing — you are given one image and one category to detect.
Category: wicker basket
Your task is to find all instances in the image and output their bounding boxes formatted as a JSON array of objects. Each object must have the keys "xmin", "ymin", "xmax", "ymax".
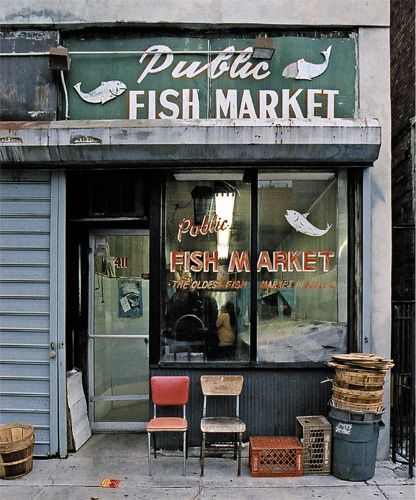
[
  {"xmin": 335, "ymin": 379, "xmax": 384, "ymax": 391},
  {"xmin": 333, "ymin": 366, "xmax": 387, "ymax": 389},
  {"xmin": 332, "ymin": 384, "xmax": 384, "ymax": 403},
  {"xmin": 0, "ymin": 424, "xmax": 34, "ymax": 479},
  {"xmin": 331, "ymin": 396, "xmax": 384, "ymax": 414},
  {"xmin": 332, "ymin": 384, "xmax": 384, "ymax": 413},
  {"xmin": 329, "ymin": 400, "xmax": 385, "ymax": 421}
]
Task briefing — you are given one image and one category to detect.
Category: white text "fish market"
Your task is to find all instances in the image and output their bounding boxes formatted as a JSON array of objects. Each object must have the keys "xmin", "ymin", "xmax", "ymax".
[{"xmin": 128, "ymin": 88, "xmax": 340, "ymax": 120}]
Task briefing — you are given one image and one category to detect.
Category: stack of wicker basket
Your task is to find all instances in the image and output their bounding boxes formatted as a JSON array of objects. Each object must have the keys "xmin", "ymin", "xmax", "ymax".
[{"xmin": 328, "ymin": 354, "xmax": 394, "ymax": 414}]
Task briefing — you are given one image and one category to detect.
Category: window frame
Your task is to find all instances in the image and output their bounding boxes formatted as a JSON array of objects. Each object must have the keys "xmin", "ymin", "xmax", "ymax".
[{"xmin": 151, "ymin": 168, "xmax": 358, "ymax": 369}]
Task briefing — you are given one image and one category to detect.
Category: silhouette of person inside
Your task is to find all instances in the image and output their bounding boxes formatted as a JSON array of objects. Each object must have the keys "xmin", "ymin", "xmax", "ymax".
[{"xmin": 214, "ymin": 301, "xmax": 237, "ymax": 360}]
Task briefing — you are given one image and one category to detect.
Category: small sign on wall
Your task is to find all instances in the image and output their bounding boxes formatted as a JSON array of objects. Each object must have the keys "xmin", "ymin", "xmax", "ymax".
[{"xmin": 118, "ymin": 279, "xmax": 143, "ymax": 317}]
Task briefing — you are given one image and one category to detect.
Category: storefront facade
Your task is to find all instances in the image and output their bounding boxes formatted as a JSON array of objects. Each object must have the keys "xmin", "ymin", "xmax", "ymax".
[{"xmin": 0, "ymin": 1, "xmax": 391, "ymax": 459}]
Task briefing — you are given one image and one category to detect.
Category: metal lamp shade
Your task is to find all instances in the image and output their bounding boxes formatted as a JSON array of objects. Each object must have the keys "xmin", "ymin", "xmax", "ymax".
[
  {"xmin": 191, "ymin": 186, "xmax": 214, "ymax": 225},
  {"xmin": 252, "ymin": 36, "xmax": 275, "ymax": 60}
]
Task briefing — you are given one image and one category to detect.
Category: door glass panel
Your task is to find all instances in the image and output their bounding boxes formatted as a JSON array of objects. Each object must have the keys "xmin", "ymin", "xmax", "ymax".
[{"xmin": 91, "ymin": 233, "xmax": 149, "ymax": 424}]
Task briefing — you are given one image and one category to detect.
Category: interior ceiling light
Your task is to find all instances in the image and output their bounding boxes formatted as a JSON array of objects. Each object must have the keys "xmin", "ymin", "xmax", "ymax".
[
  {"xmin": 258, "ymin": 172, "xmax": 335, "ymax": 181},
  {"xmin": 215, "ymin": 189, "xmax": 236, "ymax": 261},
  {"xmin": 252, "ymin": 36, "xmax": 275, "ymax": 60},
  {"xmin": 174, "ymin": 172, "xmax": 244, "ymax": 181},
  {"xmin": 191, "ymin": 186, "xmax": 214, "ymax": 225}
]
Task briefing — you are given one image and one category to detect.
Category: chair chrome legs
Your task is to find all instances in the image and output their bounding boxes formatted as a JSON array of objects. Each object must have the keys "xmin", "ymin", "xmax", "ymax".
[
  {"xmin": 183, "ymin": 431, "xmax": 187, "ymax": 476},
  {"xmin": 152, "ymin": 433, "xmax": 157, "ymax": 458},
  {"xmin": 147, "ymin": 432, "xmax": 152, "ymax": 476},
  {"xmin": 200, "ymin": 432, "xmax": 243, "ymax": 476},
  {"xmin": 237, "ymin": 432, "xmax": 242, "ymax": 476},
  {"xmin": 148, "ymin": 430, "xmax": 187, "ymax": 476},
  {"xmin": 200, "ymin": 432, "xmax": 206, "ymax": 476}
]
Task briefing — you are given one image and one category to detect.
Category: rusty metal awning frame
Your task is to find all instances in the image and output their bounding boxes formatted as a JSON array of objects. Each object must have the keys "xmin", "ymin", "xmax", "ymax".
[{"xmin": 0, "ymin": 118, "xmax": 381, "ymax": 166}]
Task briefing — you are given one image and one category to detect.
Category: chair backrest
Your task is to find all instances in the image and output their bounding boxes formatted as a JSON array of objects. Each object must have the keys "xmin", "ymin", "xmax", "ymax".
[
  {"xmin": 200, "ymin": 375, "xmax": 244, "ymax": 418},
  {"xmin": 151, "ymin": 376, "xmax": 190, "ymax": 406},
  {"xmin": 200, "ymin": 375, "xmax": 244, "ymax": 396}
]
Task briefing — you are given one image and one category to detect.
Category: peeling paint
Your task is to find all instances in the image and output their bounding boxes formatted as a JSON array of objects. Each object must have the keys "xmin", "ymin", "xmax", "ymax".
[
  {"xmin": 28, "ymin": 110, "xmax": 49, "ymax": 118},
  {"xmin": 0, "ymin": 30, "xmax": 58, "ymax": 121}
]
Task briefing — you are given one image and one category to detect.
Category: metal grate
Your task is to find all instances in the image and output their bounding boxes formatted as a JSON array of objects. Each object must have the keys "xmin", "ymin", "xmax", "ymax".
[
  {"xmin": 391, "ymin": 301, "xmax": 415, "ymax": 478},
  {"xmin": 296, "ymin": 416, "xmax": 331, "ymax": 475}
]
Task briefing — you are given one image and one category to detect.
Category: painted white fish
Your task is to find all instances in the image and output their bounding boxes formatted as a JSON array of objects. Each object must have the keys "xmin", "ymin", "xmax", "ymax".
[
  {"xmin": 284, "ymin": 209, "xmax": 332, "ymax": 237},
  {"xmin": 73, "ymin": 80, "xmax": 127, "ymax": 104},
  {"xmin": 282, "ymin": 46, "xmax": 332, "ymax": 80}
]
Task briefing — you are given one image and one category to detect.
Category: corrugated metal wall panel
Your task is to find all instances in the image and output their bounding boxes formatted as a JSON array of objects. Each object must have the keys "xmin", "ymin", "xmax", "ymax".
[
  {"xmin": 0, "ymin": 170, "xmax": 55, "ymax": 456},
  {"xmin": 0, "ymin": 281, "xmax": 50, "ymax": 295},
  {"xmin": 151, "ymin": 367, "xmax": 333, "ymax": 447}
]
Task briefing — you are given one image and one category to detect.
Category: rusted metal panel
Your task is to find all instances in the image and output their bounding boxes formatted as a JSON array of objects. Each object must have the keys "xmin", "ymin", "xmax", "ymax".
[
  {"xmin": 0, "ymin": 30, "xmax": 59, "ymax": 121},
  {"xmin": 0, "ymin": 118, "xmax": 382, "ymax": 165}
]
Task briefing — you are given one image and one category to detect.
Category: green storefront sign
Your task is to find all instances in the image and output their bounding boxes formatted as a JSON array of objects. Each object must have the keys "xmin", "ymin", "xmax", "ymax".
[{"xmin": 66, "ymin": 35, "xmax": 357, "ymax": 120}]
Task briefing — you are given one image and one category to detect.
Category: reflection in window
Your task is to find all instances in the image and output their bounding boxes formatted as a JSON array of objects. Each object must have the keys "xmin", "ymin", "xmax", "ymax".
[
  {"xmin": 161, "ymin": 178, "xmax": 251, "ymax": 362},
  {"xmin": 257, "ymin": 172, "xmax": 348, "ymax": 362}
]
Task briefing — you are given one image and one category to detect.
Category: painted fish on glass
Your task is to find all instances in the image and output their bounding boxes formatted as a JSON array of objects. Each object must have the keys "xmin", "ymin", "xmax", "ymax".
[
  {"xmin": 73, "ymin": 80, "xmax": 127, "ymax": 104},
  {"xmin": 282, "ymin": 46, "xmax": 332, "ymax": 80},
  {"xmin": 284, "ymin": 210, "xmax": 332, "ymax": 237}
]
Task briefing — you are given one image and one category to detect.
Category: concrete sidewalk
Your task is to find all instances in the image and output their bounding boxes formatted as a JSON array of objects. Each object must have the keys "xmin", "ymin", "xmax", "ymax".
[{"xmin": 0, "ymin": 434, "xmax": 414, "ymax": 500}]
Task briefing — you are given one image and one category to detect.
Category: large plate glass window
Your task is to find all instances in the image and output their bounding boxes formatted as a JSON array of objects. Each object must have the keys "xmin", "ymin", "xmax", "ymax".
[
  {"xmin": 161, "ymin": 174, "xmax": 251, "ymax": 362},
  {"xmin": 257, "ymin": 171, "xmax": 348, "ymax": 362}
]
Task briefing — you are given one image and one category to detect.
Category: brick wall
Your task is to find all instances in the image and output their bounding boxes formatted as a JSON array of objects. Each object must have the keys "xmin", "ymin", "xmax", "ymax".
[{"xmin": 390, "ymin": 0, "xmax": 415, "ymax": 301}]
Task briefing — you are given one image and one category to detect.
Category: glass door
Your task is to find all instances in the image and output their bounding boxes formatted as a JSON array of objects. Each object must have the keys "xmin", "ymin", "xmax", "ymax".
[{"xmin": 88, "ymin": 230, "xmax": 149, "ymax": 430}]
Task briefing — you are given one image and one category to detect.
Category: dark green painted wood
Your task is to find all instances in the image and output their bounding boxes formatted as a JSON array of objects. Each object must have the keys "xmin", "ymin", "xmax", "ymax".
[{"xmin": 65, "ymin": 35, "xmax": 356, "ymax": 120}]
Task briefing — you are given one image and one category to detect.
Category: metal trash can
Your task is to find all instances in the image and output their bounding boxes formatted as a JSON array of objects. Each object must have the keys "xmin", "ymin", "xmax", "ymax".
[{"xmin": 328, "ymin": 412, "xmax": 384, "ymax": 481}]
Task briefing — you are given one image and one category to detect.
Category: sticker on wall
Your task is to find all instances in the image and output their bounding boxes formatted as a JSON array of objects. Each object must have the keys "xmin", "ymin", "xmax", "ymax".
[
  {"xmin": 282, "ymin": 45, "xmax": 332, "ymax": 80},
  {"xmin": 118, "ymin": 279, "xmax": 143, "ymax": 317},
  {"xmin": 73, "ymin": 80, "xmax": 127, "ymax": 104},
  {"xmin": 284, "ymin": 209, "xmax": 332, "ymax": 237}
]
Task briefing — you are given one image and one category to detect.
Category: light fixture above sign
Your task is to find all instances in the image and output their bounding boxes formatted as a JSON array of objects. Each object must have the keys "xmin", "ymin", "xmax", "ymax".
[
  {"xmin": 48, "ymin": 46, "xmax": 71, "ymax": 70},
  {"xmin": 252, "ymin": 36, "xmax": 275, "ymax": 60}
]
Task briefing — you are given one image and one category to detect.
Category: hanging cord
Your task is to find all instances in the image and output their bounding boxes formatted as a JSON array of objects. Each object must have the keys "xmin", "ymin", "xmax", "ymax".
[{"xmin": 60, "ymin": 70, "xmax": 70, "ymax": 119}]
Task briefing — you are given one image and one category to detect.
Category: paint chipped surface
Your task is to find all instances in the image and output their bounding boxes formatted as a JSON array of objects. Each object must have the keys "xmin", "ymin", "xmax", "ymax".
[{"xmin": 0, "ymin": 30, "xmax": 58, "ymax": 121}]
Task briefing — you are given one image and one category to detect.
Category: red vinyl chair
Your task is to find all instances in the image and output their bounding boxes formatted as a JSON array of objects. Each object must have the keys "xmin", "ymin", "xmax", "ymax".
[{"xmin": 146, "ymin": 376, "xmax": 190, "ymax": 476}]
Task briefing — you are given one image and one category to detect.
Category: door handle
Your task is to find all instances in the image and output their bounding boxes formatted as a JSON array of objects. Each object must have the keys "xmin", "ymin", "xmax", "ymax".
[{"xmin": 50, "ymin": 342, "xmax": 57, "ymax": 359}]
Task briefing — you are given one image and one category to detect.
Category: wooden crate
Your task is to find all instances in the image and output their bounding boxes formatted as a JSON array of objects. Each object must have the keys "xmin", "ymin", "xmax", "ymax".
[{"xmin": 249, "ymin": 436, "xmax": 303, "ymax": 477}]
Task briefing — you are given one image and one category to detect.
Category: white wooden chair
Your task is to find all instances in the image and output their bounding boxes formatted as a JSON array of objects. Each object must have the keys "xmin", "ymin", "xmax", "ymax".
[{"xmin": 200, "ymin": 375, "xmax": 246, "ymax": 476}]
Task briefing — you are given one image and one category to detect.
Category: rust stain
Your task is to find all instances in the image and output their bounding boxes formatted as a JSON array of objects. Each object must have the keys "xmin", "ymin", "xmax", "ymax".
[{"xmin": 0, "ymin": 121, "xmax": 52, "ymax": 130}]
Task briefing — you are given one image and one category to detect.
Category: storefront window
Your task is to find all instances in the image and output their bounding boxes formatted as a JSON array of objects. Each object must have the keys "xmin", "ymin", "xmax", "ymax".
[
  {"xmin": 161, "ymin": 177, "xmax": 251, "ymax": 362},
  {"xmin": 257, "ymin": 171, "xmax": 348, "ymax": 362},
  {"xmin": 160, "ymin": 171, "xmax": 348, "ymax": 364}
]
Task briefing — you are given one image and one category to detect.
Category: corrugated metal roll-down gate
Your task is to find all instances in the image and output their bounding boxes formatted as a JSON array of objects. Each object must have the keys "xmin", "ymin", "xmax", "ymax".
[{"xmin": 0, "ymin": 170, "xmax": 65, "ymax": 457}]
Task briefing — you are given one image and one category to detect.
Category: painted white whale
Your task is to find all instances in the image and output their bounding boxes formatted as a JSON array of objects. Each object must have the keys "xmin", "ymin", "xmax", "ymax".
[
  {"xmin": 73, "ymin": 80, "xmax": 127, "ymax": 104},
  {"xmin": 284, "ymin": 209, "xmax": 332, "ymax": 237},
  {"xmin": 282, "ymin": 46, "xmax": 332, "ymax": 80}
]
